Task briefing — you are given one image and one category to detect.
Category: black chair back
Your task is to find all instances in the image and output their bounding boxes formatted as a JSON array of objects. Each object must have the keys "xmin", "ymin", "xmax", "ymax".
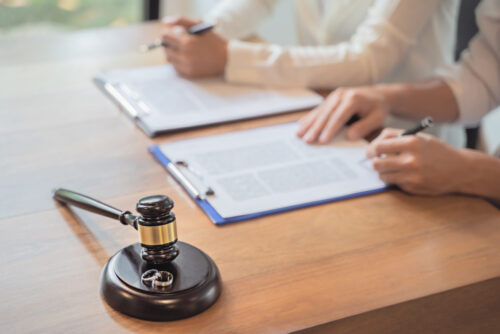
[{"xmin": 455, "ymin": 0, "xmax": 481, "ymax": 148}]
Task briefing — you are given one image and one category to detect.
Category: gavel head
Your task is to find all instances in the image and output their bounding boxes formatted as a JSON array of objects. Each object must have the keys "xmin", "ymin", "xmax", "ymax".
[{"xmin": 135, "ymin": 195, "xmax": 179, "ymax": 264}]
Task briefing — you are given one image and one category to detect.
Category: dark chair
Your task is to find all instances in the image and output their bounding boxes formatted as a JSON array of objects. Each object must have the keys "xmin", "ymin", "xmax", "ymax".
[{"xmin": 455, "ymin": 0, "xmax": 481, "ymax": 149}]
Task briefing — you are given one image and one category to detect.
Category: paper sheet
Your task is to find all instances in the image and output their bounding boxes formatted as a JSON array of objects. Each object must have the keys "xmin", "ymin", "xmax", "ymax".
[
  {"xmin": 97, "ymin": 65, "xmax": 323, "ymax": 134},
  {"xmin": 158, "ymin": 123, "xmax": 386, "ymax": 218}
]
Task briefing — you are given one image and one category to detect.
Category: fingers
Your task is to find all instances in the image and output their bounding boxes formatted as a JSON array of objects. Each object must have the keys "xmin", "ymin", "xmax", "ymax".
[
  {"xmin": 297, "ymin": 90, "xmax": 342, "ymax": 140},
  {"xmin": 346, "ymin": 107, "xmax": 385, "ymax": 140},
  {"xmin": 316, "ymin": 97, "xmax": 357, "ymax": 144},
  {"xmin": 372, "ymin": 156, "xmax": 402, "ymax": 173},
  {"xmin": 165, "ymin": 49, "xmax": 196, "ymax": 77},
  {"xmin": 297, "ymin": 108, "xmax": 319, "ymax": 137},
  {"xmin": 366, "ymin": 128, "xmax": 403, "ymax": 158},
  {"xmin": 164, "ymin": 47, "xmax": 193, "ymax": 76},
  {"xmin": 297, "ymin": 93, "xmax": 341, "ymax": 143},
  {"xmin": 162, "ymin": 16, "xmax": 201, "ymax": 28},
  {"xmin": 162, "ymin": 25, "xmax": 187, "ymax": 49},
  {"xmin": 378, "ymin": 170, "xmax": 429, "ymax": 195},
  {"xmin": 165, "ymin": 48, "xmax": 184, "ymax": 65},
  {"xmin": 302, "ymin": 91, "xmax": 360, "ymax": 144},
  {"xmin": 162, "ymin": 15, "xmax": 202, "ymax": 49},
  {"xmin": 377, "ymin": 171, "xmax": 406, "ymax": 185},
  {"xmin": 372, "ymin": 154, "xmax": 416, "ymax": 173},
  {"xmin": 372, "ymin": 128, "xmax": 401, "ymax": 142},
  {"xmin": 367, "ymin": 137, "xmax": 414, "ymax": 158},
  {"xmin": 304, "ymin": 95, "xmax": 345, "ymax": 144},
  {"xmin": 298, "ymin": 88, "xmax": 388, "ymax": 144}
]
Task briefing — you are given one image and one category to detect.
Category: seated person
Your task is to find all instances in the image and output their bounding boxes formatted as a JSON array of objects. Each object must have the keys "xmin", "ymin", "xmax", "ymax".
[
  {"xmin": 297, "ymin": 0, "xmax": 500, "ymax": 202},
  {"xmin": 161, "ymin": 0, "xmax": 464, "ymax": 147}
]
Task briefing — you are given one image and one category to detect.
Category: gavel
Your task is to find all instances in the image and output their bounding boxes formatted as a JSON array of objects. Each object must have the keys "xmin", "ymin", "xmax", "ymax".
[
  {"xmin": 53, "ymin": 188, "xmax": 221, "ymax": 321},
  {"xmin": 53, "ymin": 189, "xmax": 179, "ymax": 264}
]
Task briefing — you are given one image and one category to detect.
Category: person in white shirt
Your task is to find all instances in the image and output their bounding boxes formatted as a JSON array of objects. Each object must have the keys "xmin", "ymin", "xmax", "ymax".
[
  {"xmin": 298, "ymin": 0, "xmax": 500, "ymax": 202},
  {"xmin": 161, "ymin": 0, "xmax": 464, "ymax": 147}
]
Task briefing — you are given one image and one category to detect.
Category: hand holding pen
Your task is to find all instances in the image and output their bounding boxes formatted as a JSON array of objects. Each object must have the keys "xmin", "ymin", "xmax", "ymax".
[
  {"xmin": 366, "ymin": 117, "xmax": 470, "ymax": 195},
  {"xmin": 140, "ymin": 21, "xmax": 216, "ymax": 52},
  {"xmin": 142, "ymin": 17, "xmax": 228, "ymax": 78}
]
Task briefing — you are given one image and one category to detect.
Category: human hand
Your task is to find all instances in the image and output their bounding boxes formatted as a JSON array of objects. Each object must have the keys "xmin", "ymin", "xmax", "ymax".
[
  {"xmin": 367, "ymin": 128, "xmax": 470, "ymax": 196},
  {"xmin": 161, "ymin": 16, "xmax": 228, "ymax": 78},
  {"xmin": 297, "ymin": 87, "xmax": 389, "ymax": 144}
]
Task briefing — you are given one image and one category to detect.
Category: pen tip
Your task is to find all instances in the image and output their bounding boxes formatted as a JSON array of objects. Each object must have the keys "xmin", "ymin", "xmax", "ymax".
[{"xmin": 422, "ymin": 117, "xmax": 434, "ymax": 127}]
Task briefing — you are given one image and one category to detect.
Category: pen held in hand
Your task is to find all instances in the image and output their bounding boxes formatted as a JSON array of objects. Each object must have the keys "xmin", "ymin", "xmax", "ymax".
[
  {"xmin": 139, "ymin": 22, "xmax": 215, "ymax": 53},
  {"xmin": 140, "ymin": 38, "xmax": 169, "ymax": 53},
  {"xmin": 398, "ymin": 117, "xmax": 433, "ymax": 137},
  {"xmin": 361, "ymin": 116, "xmax": 434, "ymax": 163}
]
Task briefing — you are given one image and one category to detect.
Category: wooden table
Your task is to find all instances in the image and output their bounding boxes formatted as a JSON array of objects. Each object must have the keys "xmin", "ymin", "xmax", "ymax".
[{"xmin": 1, "ymin": 22, "xmax": 499, "ymax": 334}]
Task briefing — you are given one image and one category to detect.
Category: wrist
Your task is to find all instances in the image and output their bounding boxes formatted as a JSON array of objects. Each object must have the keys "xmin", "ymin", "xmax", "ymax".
[
  {"xmin": 454, "ymin": 149, "xmax": 500, "ymax": 201},
  {"xmin": 455, "ymin": 149, "xmax": 479, "ymax": 195},
  {"xmin": 375, "ymin": 80, "xmax": 459, "ymax": 122},
  {"xmin": 372, "ymin": 83, "xmax": 410, "ymax": 117}
]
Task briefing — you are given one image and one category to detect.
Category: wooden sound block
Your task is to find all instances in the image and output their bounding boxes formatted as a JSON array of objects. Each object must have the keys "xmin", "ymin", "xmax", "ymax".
[{"xmin": 99, "ymin": 242, "xmax": 222, "ymax": 321}]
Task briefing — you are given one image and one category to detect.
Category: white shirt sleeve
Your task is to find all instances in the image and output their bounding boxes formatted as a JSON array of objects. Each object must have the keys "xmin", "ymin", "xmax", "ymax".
[
  {"xmin": 438, "ymin": 0, "xmax": 500, "ymax": 126},
  {"xmin": 221, "ymin": 0, "xmax": 446, "ymax": 89},
  {"xmin": 205, "ymin": 0, "xmax": 278, "ymax": 40}
]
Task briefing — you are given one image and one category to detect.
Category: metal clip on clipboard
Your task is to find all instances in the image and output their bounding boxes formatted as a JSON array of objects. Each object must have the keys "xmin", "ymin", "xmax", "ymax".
[
  {"xmin": 102, "ymin": 83, "xmax": 151, "ymax": 120},
  {"xmin": 166, "ymin": 161, "xmax": 214, "ymax": 201}
]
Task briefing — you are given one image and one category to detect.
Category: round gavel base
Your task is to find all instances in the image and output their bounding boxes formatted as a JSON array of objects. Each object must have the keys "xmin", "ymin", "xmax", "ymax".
[{"xmin": 99, "ymin": 242, "xmax": 222, "ymax": 321}]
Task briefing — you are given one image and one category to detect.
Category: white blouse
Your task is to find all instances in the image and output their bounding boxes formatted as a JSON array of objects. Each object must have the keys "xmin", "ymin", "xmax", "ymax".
[
  {"xmin": 206, "ymin": 0, "xmax": 464, "ymax": 147},
  {"xmin": 206, "ymin": 0, "xmax": 458, "ymax": 88},
  {"xmin": 440, "ymin": 0, "xmax": 500, "ymax": 127}
]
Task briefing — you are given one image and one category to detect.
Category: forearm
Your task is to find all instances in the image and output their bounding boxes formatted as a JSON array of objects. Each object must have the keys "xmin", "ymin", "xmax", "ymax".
[
  {"xmin": 225, "ymin": 42, "xmax": 375, "ymax": 88},
  {"xmin": 376, "ymin": 79, "xmax": 460, "ymax": 122},
  {"xmin": 225, "ymin": 0, "xmax": 450, "ymax": 88},
  {"xmin": 458, "ymin": 149, "xmax": 500, "ymax": 202}
]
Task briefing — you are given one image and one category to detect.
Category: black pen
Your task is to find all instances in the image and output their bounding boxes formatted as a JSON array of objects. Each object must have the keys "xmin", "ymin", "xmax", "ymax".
[
  {"xmin": 140, "ymin": 22, "xmax": 215, "ymax": 52},
  {"xmin": 399, "ymin": 117, "xmax": 433, "ymax": 137}
]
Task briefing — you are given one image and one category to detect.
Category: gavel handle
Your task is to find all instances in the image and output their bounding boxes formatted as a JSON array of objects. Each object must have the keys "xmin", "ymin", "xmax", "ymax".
[{"xmin": 53, "ymin": 188, "xmax": 137, "ymax": 229}]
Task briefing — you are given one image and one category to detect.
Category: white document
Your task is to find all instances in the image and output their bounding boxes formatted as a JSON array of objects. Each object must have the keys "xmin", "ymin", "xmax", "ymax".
[
  {"xmin": 158, "ymin": 122, "xmax": 386, "ymax": 218},
  {"xmin": 96, "ymin": 65, "xmax": 323, "ymax": 136}
]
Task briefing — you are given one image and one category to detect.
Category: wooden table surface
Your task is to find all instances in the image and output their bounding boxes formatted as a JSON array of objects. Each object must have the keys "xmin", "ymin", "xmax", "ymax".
[{"xmin": 1, "ymin": 22, "xmax": 500, "ymax": 334}]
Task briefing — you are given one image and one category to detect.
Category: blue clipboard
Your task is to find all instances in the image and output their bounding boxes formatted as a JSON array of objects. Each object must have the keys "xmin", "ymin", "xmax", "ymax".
[{"xmin": 149, "ymin": 145, "xmax": 388, "ymax": 226}]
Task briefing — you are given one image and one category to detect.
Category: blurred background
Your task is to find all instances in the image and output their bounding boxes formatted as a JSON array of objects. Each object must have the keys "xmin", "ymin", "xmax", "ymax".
[
  {"xmin": 0, "ymin": 0, "xmax": 141, "ymax": 36},
  {"xmin": 0, "ymin": 0, "xmax": 295, "ymax": 44}
]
